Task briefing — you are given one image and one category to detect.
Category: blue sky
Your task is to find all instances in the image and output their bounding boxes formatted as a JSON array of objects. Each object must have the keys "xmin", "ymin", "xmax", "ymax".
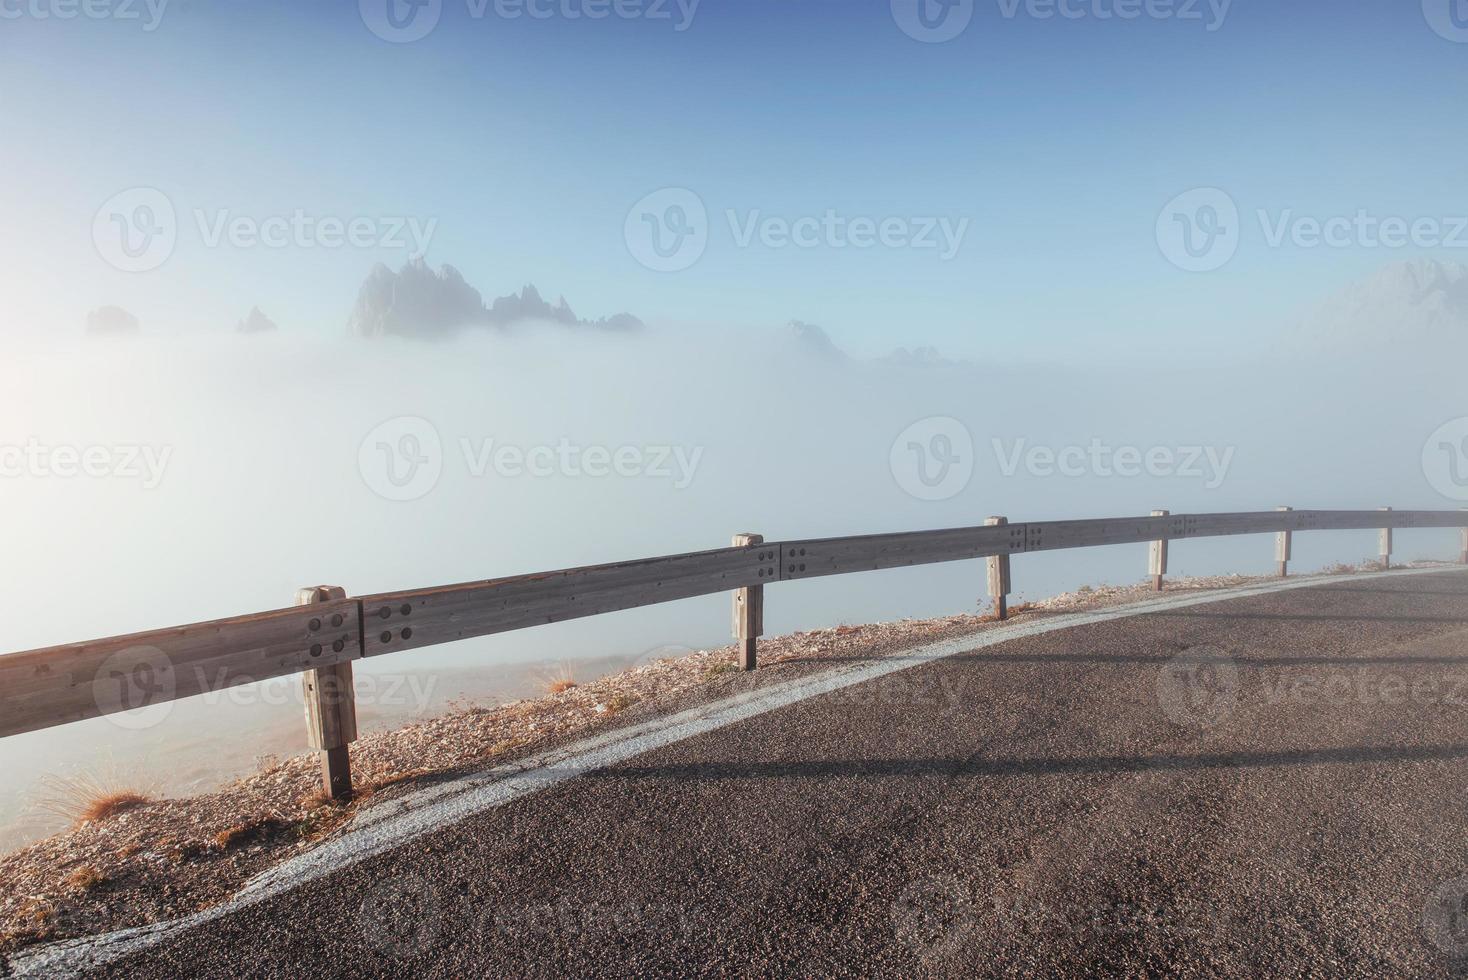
[{"xmin": 2, "ymin": 0, "xmax": 1467, "ymax": 358}]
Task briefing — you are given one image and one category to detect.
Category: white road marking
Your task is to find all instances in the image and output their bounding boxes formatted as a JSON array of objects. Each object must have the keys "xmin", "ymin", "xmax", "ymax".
[{"xmin": 10, "ymin": 565, "xmax": 1463, "ymax": 978}]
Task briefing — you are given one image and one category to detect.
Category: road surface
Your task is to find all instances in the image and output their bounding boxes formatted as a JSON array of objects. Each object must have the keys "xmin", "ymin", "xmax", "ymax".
[{"xmin": 80, "ymin": 571, "xmax": 1468, "ymax": 976}]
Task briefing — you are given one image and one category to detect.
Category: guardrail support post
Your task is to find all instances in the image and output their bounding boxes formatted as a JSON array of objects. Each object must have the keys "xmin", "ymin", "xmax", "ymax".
[
  {"xmin": 298, "ymin": 585, "xmax": 357, "ymax": 800},
  {"xmin": 1149, "ymin": 509, "xmax": 1169, "ymax": 591},
  {"xmin": 1275, "ymin": 506, "xmax": 1293, "ymax": 578},
  {"xmin": 985, "ymin": 516, "xmax": 1011, "ymax": 620},
  {"xmin": 1379, "ymin": 506, "xmax": 1393, "ymax": 571},
  {"xmin": 732, "ymin": 534, "xmax": 764, "ymax": 671}
]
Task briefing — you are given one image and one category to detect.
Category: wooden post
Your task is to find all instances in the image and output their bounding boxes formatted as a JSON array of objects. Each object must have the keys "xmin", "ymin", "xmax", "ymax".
[
  {"xmin": 732, "ymin": 534, "xmax": 764, "ymax": 671},
  {"xmin": 1275, "ymin": 506, "xmax": 1293, "ymax": 578},
  {"xmin": 985, "ymin": 516, "xmax": 1011, "ymax": 620},
  {"xmin": 1148, "ymin": 509, "xmax": 1169, "ymax": 592},
  {"xmin": 1379, "ymin": 506, "xmax": 1392, "ymax": 571},
  {"xmin": 1460, "ymin": 508, "xmax": 1467, "ymax": 565},
  {"xmin": 298, "ymin": 586, "xmax": 357, "ymax": 800}
]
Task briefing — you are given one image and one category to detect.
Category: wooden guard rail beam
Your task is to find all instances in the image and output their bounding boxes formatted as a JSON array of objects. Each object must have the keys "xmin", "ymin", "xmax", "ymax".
[{"xmin": 3, "ymin": 507, "xmax": 1466, "ymax": 797}]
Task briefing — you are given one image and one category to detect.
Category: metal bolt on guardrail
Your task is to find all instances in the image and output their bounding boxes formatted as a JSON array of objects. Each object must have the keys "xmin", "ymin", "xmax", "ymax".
[{"xmin": 297, "ymin": 585, "xmax": 357, "ymax": 799}]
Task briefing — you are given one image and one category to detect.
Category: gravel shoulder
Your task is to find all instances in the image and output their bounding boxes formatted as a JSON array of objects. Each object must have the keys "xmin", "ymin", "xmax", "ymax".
[{"xmin": 0, "ymin": 562, "xmax": 1440, "ymax": 963}]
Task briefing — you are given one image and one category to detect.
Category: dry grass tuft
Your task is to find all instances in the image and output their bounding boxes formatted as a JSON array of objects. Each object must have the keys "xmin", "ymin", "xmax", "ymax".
[
  {"xmin": 299, "ymin": 787, "xmax": 353, "ymax": 811},
  {"xmin": 37, "ymin": 770, "xmax": 156, "ymax": 828},
  {"xmin": 703, "ymin": 661, "xmax": 742, "ymax": 680},
  {"xmin": 62, "ymin": 863, "xmax": 107, "ymax": 893},
  {"xmin": 0, "ymin": 897, "xmax": 56, "ymax": 948},
  {"xmin": 77, "ymin": 791, "xmax": 152, "ymax": 824},
  {"xmin": 540, "ymin": 664, "xmax": 578, "ymax": 694},
  {"xmin": 365, "ymin": 768, "xmax": 429, "ymax": 794},
  {"xmin": 978, "ymin": 601, "xmax": 1036, "ymax": 623},
  {"xmin": 212, "ymin": 817, "xmax": 290, "ymax": 851}
]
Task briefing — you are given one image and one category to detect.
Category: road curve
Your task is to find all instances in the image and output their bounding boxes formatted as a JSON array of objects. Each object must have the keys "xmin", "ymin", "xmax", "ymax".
[{"xmin": 87, "ymin": 571, "xmax": 1468, "ymax": 977}]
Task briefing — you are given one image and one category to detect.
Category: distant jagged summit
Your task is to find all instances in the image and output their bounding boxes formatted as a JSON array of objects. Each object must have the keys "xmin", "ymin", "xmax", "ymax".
[
  {"xmin": 235, "ymin": 307, "xmax": 278, "ymax": 334},
  {"xmin": 489, "ymin": 285, "xmax": 641, "ymax": 331},
  {"xmin": 348, "ymin": 259, "xmax": 642, "ymax": 338},
  {"xmin": 86, "ymin": 306, "xmax": 139, "ymax": 336},
  {"xmin": 783, "ymin": 320, "xmax": 962, "ymax": 367},
  {"xmin": 880, "ymin": 345, "xmax": 963, "ymax": 369},
  {"xmin": 784, "ymin": 320, "xmax": 850, "ymax": 361},
  {"xmin": 349, "ymin": 260, "xmax": 488, "ymax": 338},
  {"xmin": 1303, "ymin": 258, "xmax": 1468, "ymax": 345}
]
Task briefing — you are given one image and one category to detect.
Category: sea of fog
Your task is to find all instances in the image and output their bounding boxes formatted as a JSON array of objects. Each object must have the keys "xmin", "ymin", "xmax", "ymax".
[{"xmin": 0, "ymin": 327, "xmax": 1459, "ymax": 848}]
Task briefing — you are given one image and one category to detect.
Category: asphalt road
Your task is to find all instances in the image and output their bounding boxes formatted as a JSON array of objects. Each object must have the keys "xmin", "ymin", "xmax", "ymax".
[{"xmin": 95, "ymin": 571, "xmax": 1468, "ymax": 978}]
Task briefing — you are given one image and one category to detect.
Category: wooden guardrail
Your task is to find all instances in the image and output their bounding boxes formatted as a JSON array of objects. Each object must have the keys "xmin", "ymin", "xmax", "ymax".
[{"xmin": 4, "ymin": 507, "xmax": 1466, "ymax": 798}]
